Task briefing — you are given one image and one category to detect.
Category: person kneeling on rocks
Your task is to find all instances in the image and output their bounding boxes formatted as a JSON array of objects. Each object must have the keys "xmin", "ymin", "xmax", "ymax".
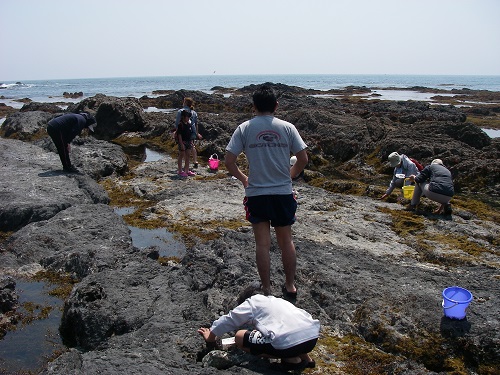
[
  {"xmin": 406, "ymin": 158, "xmax": 454, "ymax": 215},
  {"xmin": 46, "ymin": 112, "xmax": 96, "ymax": 173},
  {"xmin": 197, "ymin": 284, "xmax": 320, "ymax": 371}
]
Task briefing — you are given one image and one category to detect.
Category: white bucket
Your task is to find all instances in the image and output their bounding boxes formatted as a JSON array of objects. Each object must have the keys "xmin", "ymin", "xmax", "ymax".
[{"xmin": 442, "ymin": 286, "xmax": 473, "ymax": 320}]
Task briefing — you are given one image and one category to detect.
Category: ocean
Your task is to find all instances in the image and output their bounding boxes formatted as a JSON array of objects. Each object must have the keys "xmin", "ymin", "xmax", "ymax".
[
  {"xmin": 2, "ymin": 74, "xmax": 500, "ymax": 137},
  {"xmin": 1, "ymin": 74, "xmax": 500, "ymax": 105}
]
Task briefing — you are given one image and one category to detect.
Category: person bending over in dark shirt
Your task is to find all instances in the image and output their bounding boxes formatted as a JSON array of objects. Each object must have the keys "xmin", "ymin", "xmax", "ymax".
[{"xmin": 46, "ymin": 112, "xmax": 96, "ymax": 173}]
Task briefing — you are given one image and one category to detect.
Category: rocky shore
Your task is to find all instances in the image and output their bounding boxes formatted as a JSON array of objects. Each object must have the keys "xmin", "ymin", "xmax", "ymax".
[{"xmin": 0, "ymin": 84, "xmax": 499, "ymax": 374}]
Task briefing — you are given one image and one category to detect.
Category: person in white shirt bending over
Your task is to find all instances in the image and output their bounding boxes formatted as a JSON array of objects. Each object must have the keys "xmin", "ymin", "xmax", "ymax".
[{"xmin": 197, "ymin": 284, "xmax": 320, "ymax": 371}]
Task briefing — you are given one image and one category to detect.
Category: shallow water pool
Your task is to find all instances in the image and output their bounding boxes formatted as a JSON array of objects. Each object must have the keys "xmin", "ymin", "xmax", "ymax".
[
  {"xmin": 0, "ymin": 279, "xmax": 65, "ymax": 373},
  {"xmin": 114, "ymin": 207, "xmax": 186, "ymax": 258}
]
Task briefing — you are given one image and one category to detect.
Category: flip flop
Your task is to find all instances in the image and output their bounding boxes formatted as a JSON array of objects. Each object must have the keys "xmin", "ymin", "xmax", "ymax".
[
  {"xmin": 280, "ymin": 359, "xmax": 315, "ymax": 371},
  {"xmin": 282, "ymin": 285, "xmax": 297, "ymax": 302}
]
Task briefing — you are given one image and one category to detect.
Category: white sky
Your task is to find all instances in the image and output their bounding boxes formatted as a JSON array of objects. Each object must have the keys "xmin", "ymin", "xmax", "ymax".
[{"xmin": 1, "ymin": 0, "xmax": 499, "ymax": 81}]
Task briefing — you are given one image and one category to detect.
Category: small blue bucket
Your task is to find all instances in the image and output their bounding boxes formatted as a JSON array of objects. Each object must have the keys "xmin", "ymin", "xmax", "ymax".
[{"xmin": 442, "ymin": 286, "xmax": 473, "ymax": 320}]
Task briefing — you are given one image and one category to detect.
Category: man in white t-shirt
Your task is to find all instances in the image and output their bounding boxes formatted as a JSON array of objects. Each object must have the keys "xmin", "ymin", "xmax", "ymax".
[{"xmin": 225, "ymin": 85, "xmax": 308, "ymax": 299}]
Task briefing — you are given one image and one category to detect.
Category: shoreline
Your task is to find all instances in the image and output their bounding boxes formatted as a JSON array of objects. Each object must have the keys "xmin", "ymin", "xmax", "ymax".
[{"xmin": 3, "ymin": 85, "xmax": 500, "ymax": 132}]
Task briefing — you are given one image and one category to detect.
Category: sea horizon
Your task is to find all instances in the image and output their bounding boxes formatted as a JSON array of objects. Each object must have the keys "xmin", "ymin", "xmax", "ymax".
[
  {"xmin": 2, "ymin": 72, "xmax": 500, "ymax": 83},
  {"xmin": 2, "ymin": 73, "xmax": 500, "ymax": 138},
  {"xmin": 1, "ymin": 74, "xmax": 500, "ymax": 104}
]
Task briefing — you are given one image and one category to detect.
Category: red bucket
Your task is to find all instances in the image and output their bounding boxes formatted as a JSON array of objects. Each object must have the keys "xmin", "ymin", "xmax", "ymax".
[{"xmin": 208, "ymin": 154, "xmax": 219, "ymax": 170}]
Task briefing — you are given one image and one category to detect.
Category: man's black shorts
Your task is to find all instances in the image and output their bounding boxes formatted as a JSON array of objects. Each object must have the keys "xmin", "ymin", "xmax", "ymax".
[{"xmin": 244, "ymin": 194, "xmax": 297, "ymax": 227}]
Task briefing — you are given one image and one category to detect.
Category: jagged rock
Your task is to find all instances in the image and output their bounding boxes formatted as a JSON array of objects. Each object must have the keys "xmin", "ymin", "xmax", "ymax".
[
  {"xmin": 68, "ymin": 94, "xmax": 147, "ymax": 140},
  {"xmin": 0, "ymin": 110, "xmax": 53, "ymax": 140},
  {"xmin": 201, "ymin": 350, "xmax": 232, "ymax": 369},
  {"xmin": 0, "ymin": 276, "xmax": 18, "ymax": 313},
  {"xmin": 0, "ymin": 102, "xmax": 19, "ymax": 118},
  {"xmin": 0, "ymin": 138, "xmax": 111, "ymax": 232},
  {"xmin": 20, "ymin": 102, "xmax": 63, "ymax": 113},
  {"xmin": 3, "ymin": 204, "xmax": 133, "ymax": 277},
  {"xmin": 63, "ymin": 92, "xmax": 83, "ymax": 99}
]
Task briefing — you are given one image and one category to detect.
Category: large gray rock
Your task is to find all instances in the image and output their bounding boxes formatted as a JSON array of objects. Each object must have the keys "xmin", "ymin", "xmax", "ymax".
[
  {"xmin": 0, "ymin": 109, "xmax": 128, "ymax": 178},
  {"xmin": 5, "ymin": 86, "xmax": 497, "ymax": 197},
  {"xmin": 20, "ymin": 102, "xmax": 63, "ymax": 114},
  {"xmin": 3, "ymin": 204, "xmax": 134, "ymax": 278},
  {"xmin": 68, "ymin": 94, "xmax": 147, "ymax": 141},
  {"xmin": 0, "ymin": 110, "xmax": 53, "ymax": 140},
  {"xmin": 0, "ymin": 138, "xmax": 110, "ymax": 232},
  {"xmin": 37, "ymin": 136, "xmax": 129, "ymax": 179}
]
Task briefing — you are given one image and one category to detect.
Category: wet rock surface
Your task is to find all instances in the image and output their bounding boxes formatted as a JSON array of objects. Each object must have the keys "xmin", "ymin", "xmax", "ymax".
[
  {"xmin": 0, "ymin": 277, "xmax": 18, "ymax": 314},
  {"xmin": 0, "ymin": 138, "xmax": 121, "ymax": 232},
  {"xmin": 0, "ymin": 85, "xmax": 499, "ymax": 374}
]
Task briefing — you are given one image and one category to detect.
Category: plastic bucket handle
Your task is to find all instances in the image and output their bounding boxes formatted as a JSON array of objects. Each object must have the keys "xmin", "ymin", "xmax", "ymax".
[
  {"xmin": 210, "ymin": 154, "xmax": 218, "ymax": 160},
  {"xmin": 442, "ymin": 301, "xmax": 459, "ymax": 309}
]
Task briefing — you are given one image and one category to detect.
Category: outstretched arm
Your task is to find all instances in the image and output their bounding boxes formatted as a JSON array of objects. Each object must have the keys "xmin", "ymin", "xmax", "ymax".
[
  {"xmin": 225, "ymin": 151, "xmax": 248, "ymax": 188},
  {"xmin": 197, "ymin": 327, "xmax": 217, "ymax": 343}
]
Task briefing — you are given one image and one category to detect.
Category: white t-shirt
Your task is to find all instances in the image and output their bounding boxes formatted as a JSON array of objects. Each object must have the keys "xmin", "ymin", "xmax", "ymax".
[
  {"xmin": 226, "ymin": 115, "xmax": 307, "ymax": 197},
  {"xmin": 210, "ymin": 294, "xmax": 320, "ymax": 349}
]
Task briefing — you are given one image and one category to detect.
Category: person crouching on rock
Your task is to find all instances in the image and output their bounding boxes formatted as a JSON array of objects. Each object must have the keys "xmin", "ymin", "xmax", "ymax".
[
  {"xmin": 380, "ymin": 151, "xmax": 419, "ymax": 200},
  {"xmin": 176, "ymin": 109, "xmax": 196, "ymax": 178},
  {"xmin": 197, "ymin": 283, "xmax": 319, "ymax": 371},
  {"xmin": 406, "ymin": 159, "xmax": 454, "ymax": 215},
  {"xmin": 46, "ymin": 112, "xmax": 96, "ymax": 173}
]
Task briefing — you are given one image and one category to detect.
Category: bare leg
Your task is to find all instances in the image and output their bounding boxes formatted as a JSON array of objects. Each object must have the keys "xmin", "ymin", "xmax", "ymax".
[
  {"xmin": 252, "ymin": 222, "xmax": 272, "ymax": 294},
  {"xmin": 192, "ymin": 143, "xmax": 198, "ymax": 165},
  {"xmin": 177, "ymin": 150, "xmax": 183, "ymax": 173},
  {"xmin": 275, "ymin": 225, "xmax": 296, "ymax": 293},
  {"xmin": 410, "ymin": 182, "xmax": 426, "ymax": 206},
  {"xmin": 183, "ymin": 150, "xmax": 190, "ymax": 173},
  {"xmin": 299, "ymin": 353, "xmax": 313, "ymax": 362},
  {"xmin": 234, "ymin": 330, "xmax": 248, "ymax": 351},
  {"xmin": 282, "ymin": 357, "xmax": 301, "ymax": 364}
]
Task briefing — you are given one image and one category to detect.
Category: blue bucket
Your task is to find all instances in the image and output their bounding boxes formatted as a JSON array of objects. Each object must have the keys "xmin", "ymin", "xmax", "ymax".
[{"xmin": 442, "ymin": 286, "xmax": 473, "ymax": 319}]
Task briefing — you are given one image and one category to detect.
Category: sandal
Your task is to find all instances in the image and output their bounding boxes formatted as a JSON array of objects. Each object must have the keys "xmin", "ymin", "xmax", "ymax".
[
  {"xmin": 305, "ymin": 360, "xmax": 316, "ymax": 368},
  {"xmin": 443, "ymin": 203, "xmax": 453, "ymax": 215},
  {"xmin": 280, "ymin": 359, "xmax": 315, "ymax": 371},
  {"xmin": 282, "ymin": 285, "xmax": 297, "ymax": 302}
]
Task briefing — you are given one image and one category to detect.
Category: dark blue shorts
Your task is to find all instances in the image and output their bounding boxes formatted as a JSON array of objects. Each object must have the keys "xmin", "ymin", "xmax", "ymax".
[
  {"xmin": 243, "ymin": 194, "xmax": 297, "ymax": 227},
  {"xmin": 178, "ymin": 140, "xmax": 192, "ymax": 150},
  {"xmin": 243, "ymin": 330, "xmax": 317, "ymax": 358}
]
